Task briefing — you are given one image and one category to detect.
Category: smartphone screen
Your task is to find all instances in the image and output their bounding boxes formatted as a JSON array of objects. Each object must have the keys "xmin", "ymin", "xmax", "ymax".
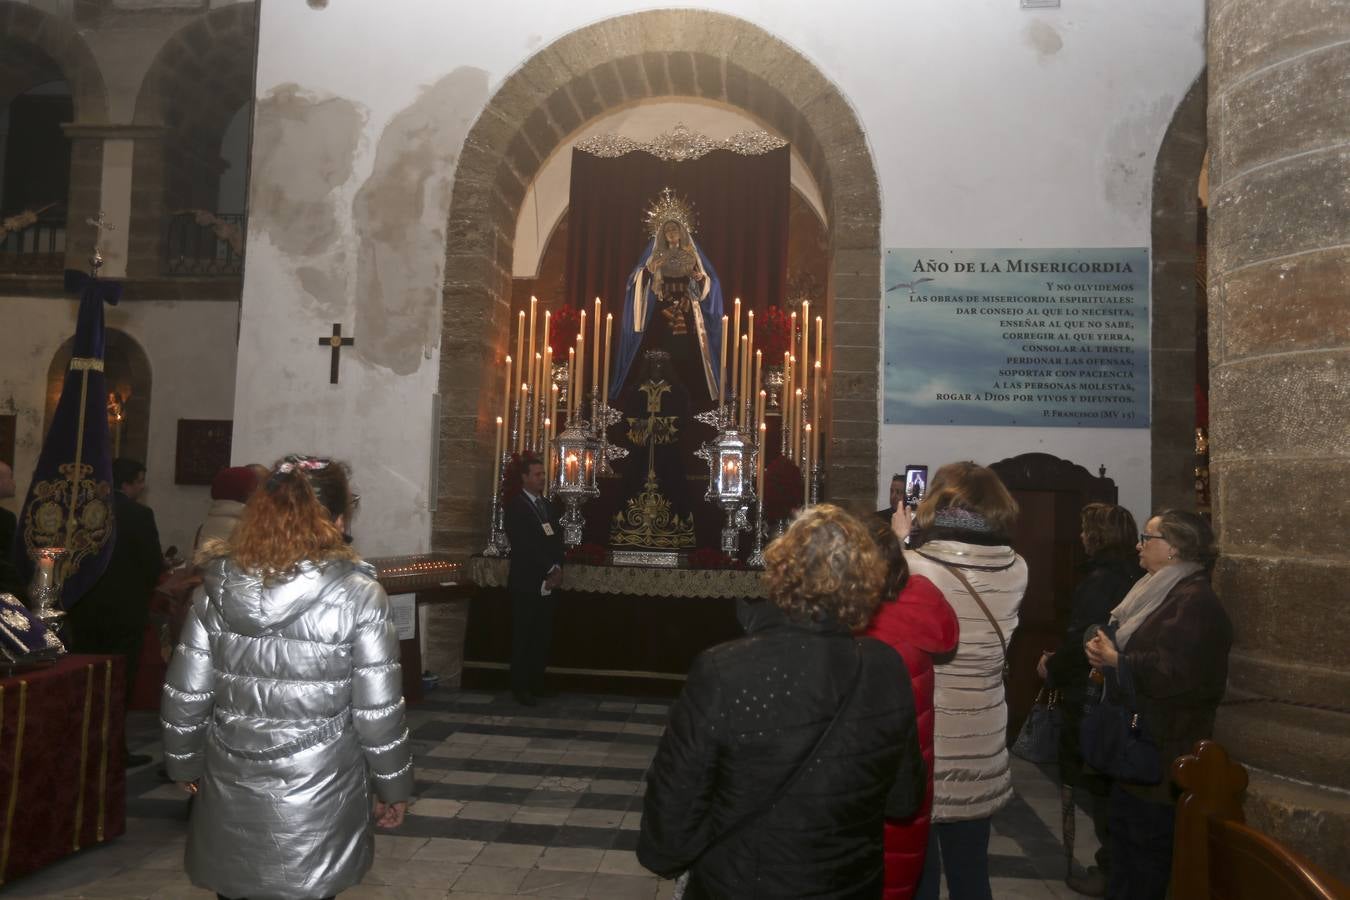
[{"xmin": 903, "ymin": 465, "xmax": 928, "ymax": 508}]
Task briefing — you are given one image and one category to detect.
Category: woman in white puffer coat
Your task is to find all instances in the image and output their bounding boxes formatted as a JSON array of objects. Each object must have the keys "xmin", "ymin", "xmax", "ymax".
[{"xmin": 161, "ymin": 454, "xmax": 412, "ymax": 900}]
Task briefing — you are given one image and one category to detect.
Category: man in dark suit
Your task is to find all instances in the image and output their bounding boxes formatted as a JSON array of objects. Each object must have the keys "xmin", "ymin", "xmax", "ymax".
[
  {"xmin": 875, "ymin": 472, "xmax": 905, "ymax": 524},
  {"xmin": 504, "ymin": 453, "xmax": 564, "ymax": 706},
  {"xmin": 67, "ymin": 458, "xmax": 164, "ymax": 767}
]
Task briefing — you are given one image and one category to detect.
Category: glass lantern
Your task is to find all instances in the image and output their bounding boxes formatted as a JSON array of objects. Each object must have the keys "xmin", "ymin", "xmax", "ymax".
[
  {"xmin": 553, "ymin": 422, "xmax": 600, "ymax": 545},
  {"xmin": 697, "ymin": 427, "xmax": 758, "ymax": 554}
]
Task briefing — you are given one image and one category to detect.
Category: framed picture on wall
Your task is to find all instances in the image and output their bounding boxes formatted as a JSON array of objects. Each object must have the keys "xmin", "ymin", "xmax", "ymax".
[
  {"xmin": 175, "ymin": 419, "xmax": 232, "ymax": 485},
  {"xmin": 0, "ymin": 414, "xmax": 14, "ymax": 467}
]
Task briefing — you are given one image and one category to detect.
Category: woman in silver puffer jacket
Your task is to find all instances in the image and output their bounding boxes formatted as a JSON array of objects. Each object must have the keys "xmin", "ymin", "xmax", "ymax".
[{"xmin": 161, "ymin": 455, "xmax": 413, "ymax": 900}]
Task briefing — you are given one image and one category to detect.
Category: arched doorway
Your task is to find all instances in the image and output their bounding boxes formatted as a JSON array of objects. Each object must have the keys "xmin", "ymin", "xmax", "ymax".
[
  {"xmin": 433, "ymin": 10, "xmax": 883, "ymax": 555},
  {"xmin": 45, "ymin": 329, "xmax": 153, "ymax": 466},
  {"xmin": 1149, "ymin": 71, "xmax": 1206, "ymax": 512}
]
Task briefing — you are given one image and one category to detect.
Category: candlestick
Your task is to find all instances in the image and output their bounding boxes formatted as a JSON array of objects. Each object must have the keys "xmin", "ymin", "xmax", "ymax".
[
  {"xmin": 603, "ymin": 313, "xmax": 613, "ymax": 404},
  {"xmin": 718, "ymin": 314, "xmax": 729, "ymax": 416},
  {"xmin": 739, "ymin": 335, "xmax": 749, "ymax": 428},
  {"xmin": 815, "ymin": 314, "xmax": 823, "ymax": 370},
  {"xmin": 502, "ymin": 354, "xmax": 513, "ymax": 442},
  {"xmin": 804, "ymin": 423, "xmax": 813, "ymax": 504},
  {"xmin": 533, "ymin": 351, "xmax": 544, "ymax": 450},
  {"xmin": 781, "ymin": 350, "xmax": 791, "ymax": 453},
  {"xmin": 527, "ymin": 296, "xmax": 538, "ymax": 386},
  {"xmin": 793, "ymin": 387, "xmax": 803, "ymax": 463},
  {"xmin": 731, "ymin": 298, "xmax": 741, "ymax": 415},
  {"xmin": 543, "ymin": 417, "xmax": 553, "ymax": 489},
  {"xmin": 813, "ymin": 359, "xmax": 822, "ymax": 459},
  {"xmin": 515, "ymin": 311, "xmax": 525, "ymax": 388},
  {"xmin": 758, "ymin": 420, "xmax": 767, "ymax": 499},
  {"xmin": 753, "ymin": 350, "xmax": 762, "ymax": 430},
  {"xmin": 592, "ymin": 298, "xmax": 602, "ymax": 394},
  {"xmin": 800, "ymin": 301, "xmax": 809, "ymax": 393},
  {"xmin": 746, "ymin": 310, "xmax": 755, "ymax": 381},
  {"xmin": 516, "ymin": 382, "xmax": 527, "ymax": 452},
  {"xmin": 566, "ymin": 347, "xmax": 576, "ymax": 420},
  {"xmin": 577, "ymin": 310, "xmax": 586, "ymax": 409},
  {"xmin": 493, "ymin": 415, "xmax": 504, "ymax": 499}
]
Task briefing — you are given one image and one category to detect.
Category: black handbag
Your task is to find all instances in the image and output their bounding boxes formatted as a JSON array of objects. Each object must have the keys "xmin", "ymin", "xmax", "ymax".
[
  {"xmin": 1079, "ymin": 671, "xmax": 1162, "ymax": 785},
  {"xmin": 1011, "ymin": 683, "xmax": 1062, "ymax": 764}
]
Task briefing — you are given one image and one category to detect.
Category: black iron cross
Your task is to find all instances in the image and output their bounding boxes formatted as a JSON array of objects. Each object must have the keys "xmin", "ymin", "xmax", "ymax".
[{"xmin": 319, "ymin": 323, "xmax": 354, "ymax": 384}]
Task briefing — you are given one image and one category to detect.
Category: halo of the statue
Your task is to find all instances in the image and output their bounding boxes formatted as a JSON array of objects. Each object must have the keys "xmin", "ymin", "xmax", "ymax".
[{"xmin": 644, "ymin": 187, "xmax": 697, "ymax": 241}]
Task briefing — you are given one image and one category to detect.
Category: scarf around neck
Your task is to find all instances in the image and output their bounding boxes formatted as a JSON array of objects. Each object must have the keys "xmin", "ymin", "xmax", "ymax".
[{"xmin": 1108, "ymin": 560, "xmax": 1203, "ymax": 648}]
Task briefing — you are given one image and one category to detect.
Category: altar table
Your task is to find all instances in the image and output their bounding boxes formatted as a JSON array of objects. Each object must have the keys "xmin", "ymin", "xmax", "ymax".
[
  {"xmin": 462, "ymin": 556, "xmax": 766, "ymax": 694},
  {"xmin": 0, "ymin": 654, "xmax": 126, "ymax": 886}
]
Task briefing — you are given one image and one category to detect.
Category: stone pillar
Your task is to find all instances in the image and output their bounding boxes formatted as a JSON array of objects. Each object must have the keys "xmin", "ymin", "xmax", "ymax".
[{"xmin": 1207, "ymin": 0, "xmax": 1350, "ymax": 880}]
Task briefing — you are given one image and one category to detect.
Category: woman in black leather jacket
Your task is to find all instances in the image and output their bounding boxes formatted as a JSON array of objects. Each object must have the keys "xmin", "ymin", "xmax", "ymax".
[{"xmin": 638, "ymin": 504, "xmax": 925, "ymax": 899}]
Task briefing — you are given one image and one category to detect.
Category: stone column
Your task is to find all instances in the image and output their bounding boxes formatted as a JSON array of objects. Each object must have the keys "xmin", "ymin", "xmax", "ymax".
[{"xmin": 1207, "ymin": 0, "xmax": 1350, "ymax": 880}]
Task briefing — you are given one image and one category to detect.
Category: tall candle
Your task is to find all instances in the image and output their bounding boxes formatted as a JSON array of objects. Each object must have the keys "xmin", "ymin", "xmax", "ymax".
[
  {"xmin": 603, "ymin": 313, "xmax": 613, "ymax": 405},
  {"xmin": 753, "ymin": 350, "xmax": 762, "ymax": 429},
  {"xmin": 533, "ymin": 352, "xmax": 544, "ymax": 449},
  {"xmin": 740, "ymin": 336, "xmax": 750, "ymax": 427},
  {"xmin": 542, "ymin": 417, "xmax": 552, "ymax": 488},
  {"xmin": 592, "ymin": 298, "xmax": 602, "ymax": 392},
  {"xmin": 515, "ymin": 311, "xmax": 525, "ymax": 386},
  {"xmin": 730, "ymin": 298, "xmax": 741, "ymax": 411},
  {"xmin": 502, "ymin": 355, "xmax": 513, "ymax": 442},
  {"xmin": 746, "ymin": 310, "xmax": 755, "ymax": 377},
  {"xmin": 577, "ymin": 310, "xmax": 586, "ymax": 408},
  {"xmin": 800, "ymin": 301, "xmax": 809, "ymax": 390},
  {"xmin": 718, "ymin": 314, "xmax": 728, "ymax": 414},
  {"xmin": 493, "ymin": 416, "xmax": 504, "ymax": 498},
  {"xmin": 566, "ymin": 347, "xmax": 575, "ymax": 419},
  {"xmin": 527, "ymin": 296, "xmax": 538, "ymax": 387},
  {"xmin": 757, "ymin": 388, "xmax": 766, "ymax": 444}
]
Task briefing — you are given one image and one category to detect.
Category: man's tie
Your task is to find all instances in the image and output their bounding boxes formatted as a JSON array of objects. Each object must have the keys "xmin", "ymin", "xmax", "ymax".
[{"xmin": 533, "ymin": 495, "xmax": 549, "ymax": 522}]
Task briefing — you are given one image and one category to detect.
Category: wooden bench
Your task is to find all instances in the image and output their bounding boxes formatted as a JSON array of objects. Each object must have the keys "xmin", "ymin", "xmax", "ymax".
[{"xmin": 1171, "ymin": 740, "xmax": 1349, "ymax": 899}]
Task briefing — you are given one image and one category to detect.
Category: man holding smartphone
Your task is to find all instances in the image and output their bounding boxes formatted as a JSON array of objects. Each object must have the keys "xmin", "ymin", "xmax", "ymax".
[{"xmin": 876, "ymin": 472, "xmax": 906, "ymax": 523}]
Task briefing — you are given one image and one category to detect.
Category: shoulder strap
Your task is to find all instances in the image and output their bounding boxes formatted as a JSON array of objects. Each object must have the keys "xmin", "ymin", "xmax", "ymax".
[
  {"xmin": 690, "ymin": 640, "xmax": 864, "ymax": 865},
  {"xmin": 940, "ymin": 563, "xmax": 1010, "ymax": 676}
]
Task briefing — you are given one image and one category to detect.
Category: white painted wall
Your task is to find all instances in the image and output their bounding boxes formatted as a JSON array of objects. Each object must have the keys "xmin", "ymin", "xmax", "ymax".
[
  {"xmin": 0, "ymin": 296, "xmax": 239, "ymax": 556},
  {"xmin": 237, "ymin": 0, "xmax": 1205, "ymax": 551}
]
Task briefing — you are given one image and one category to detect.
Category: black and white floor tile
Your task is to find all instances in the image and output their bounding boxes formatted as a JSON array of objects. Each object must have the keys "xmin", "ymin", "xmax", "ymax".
[{"xmin": 1, "ymin": 691, "xmax": 1101, "ymax": 898}]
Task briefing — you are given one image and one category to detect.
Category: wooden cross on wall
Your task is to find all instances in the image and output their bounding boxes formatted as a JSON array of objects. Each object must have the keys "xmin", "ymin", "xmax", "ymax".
[{"xmin": 319, "ymin": 323, "xmax": 354, "ymax": 384}]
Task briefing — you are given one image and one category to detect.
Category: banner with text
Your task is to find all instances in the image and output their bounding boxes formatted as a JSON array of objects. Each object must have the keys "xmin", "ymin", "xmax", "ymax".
[{"xmin": 884, "ymin": 248, "xmax": 1150, "ymax": 428}]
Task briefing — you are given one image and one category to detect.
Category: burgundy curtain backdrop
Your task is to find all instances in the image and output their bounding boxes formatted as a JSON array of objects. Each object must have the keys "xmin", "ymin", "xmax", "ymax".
[
  {"xmin": 564, "ymin": 146, "xmax": 789, "ymax": 552},
  {"xmin": 565, "ymin": 146, "xmax": 790, "ymax": 324}
]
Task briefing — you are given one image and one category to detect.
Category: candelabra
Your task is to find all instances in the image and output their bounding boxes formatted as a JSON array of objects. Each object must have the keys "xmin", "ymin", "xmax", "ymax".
[{"xmin": 747, "ymin": 492, "xmax": 767, "ymax": 567}]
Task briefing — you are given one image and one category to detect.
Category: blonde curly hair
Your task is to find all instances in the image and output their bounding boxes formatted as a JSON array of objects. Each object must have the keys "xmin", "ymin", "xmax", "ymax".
[{"xmin": 763, "ymin": 504, "xmax": 885, "ymax": 629}]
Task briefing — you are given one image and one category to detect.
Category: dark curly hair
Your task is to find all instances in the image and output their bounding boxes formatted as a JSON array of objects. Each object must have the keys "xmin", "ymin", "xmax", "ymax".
[
  {"xmin": 870, "ymin": 521, "xmax": 910, "ymax": 602},
  {"xmin": 763, "ymin": 504, "xmax": 885, "ymax": 629},
  {"xmin": 1080, "ymin": 502, "xmax": 1138, "ymax": 560}
]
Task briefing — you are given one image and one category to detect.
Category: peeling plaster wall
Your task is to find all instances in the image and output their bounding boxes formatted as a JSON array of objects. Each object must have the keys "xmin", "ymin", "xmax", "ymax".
[
  {"xmin": 239, "ymin": 0, "xmax": 1205, "ymax": 552},
  {"xmin": 0, "ymin": 296, "xmax": 239, "ymax": 556}
]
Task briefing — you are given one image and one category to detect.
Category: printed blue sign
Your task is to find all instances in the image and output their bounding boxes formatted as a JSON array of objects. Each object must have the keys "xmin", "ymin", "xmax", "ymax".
[{"xmin": 884, "ymin": 248, "xmax": 1150, "ymax": 428}]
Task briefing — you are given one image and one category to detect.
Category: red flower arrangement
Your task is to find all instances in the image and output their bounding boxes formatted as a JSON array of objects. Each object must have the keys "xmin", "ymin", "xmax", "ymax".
[
  {"xmin": 566, "ymin": 542, "xmax": 607, "ymax": 565},
  {"xmin": 763, "ymin": 456, "xmax": 804, "ymax": 521},
  {"xmin": 688, "ymin": 547, "xmax": 738, "ymax": 569},
  {"xmin": 549, "ymin": 304, "xmax": 582, "ymax": 350},
  {"xmin": 758, "ymin": 305, "xmax": 795, "ymax": 360}
]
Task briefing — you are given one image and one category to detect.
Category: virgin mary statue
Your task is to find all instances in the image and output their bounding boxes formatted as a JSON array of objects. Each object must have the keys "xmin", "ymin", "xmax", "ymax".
[{"xmin": 608, "ymin": 188, "xmax": 724, "ymax": 406}]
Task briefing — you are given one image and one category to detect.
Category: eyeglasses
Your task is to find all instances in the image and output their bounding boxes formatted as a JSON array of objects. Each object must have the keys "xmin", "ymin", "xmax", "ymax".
[
  {"xmin": 1138, "ymin": 532, "xmax": 1165, "ymax": 544},
  {"xmin": 350, "ymin": 492, "xmax": 361, "ymax": 510}
]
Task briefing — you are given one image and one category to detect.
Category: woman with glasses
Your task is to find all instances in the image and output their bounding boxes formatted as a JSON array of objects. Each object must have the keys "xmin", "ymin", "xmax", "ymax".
[
  {"xmin": 1084, "ymin": 510, "xmax": 1232, "ymax": 900},
  {"xmin": 161, "ymin": 455, "xmax": 412, "ymax": 900}
]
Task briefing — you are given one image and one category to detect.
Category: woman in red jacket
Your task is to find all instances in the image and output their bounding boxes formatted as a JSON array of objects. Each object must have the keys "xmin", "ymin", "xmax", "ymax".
[{"xmin": 867, "ymin": 522, "xmax": 961, "ymax": 900}]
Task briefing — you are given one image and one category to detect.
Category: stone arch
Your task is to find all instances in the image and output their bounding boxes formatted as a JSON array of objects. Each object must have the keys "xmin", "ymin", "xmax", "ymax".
[
  {"xmin": 1149, "ymin": 71, "xmax": 1206, "ymax": 512},
  {"xmin": 0, "ymin": 1, "xmax": 108, "ymax": 122},
  {"xmin": 127, "ymin": 2, "xmax": 258, "ymax": 276},
  {"xmin": 434, "ymin": 10, "xmax": 882, "ymax": 554},
  {"xmin": 44, "ymin": 329, "xmax": 153, "ymax": 466}
]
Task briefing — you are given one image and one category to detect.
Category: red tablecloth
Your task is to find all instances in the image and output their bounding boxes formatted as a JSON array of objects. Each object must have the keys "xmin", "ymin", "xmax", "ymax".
[{"xmin": 0, "ymin": 654, "xmax": 126, "ymax": 885}]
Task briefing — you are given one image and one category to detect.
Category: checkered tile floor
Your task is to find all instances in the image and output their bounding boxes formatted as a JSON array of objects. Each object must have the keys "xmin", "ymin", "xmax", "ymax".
[{"xmin": 2, "ymin": 690, "xmax": 1100, "ymax": 898}]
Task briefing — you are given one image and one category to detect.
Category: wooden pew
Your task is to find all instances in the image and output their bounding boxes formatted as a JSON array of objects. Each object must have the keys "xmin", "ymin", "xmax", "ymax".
[{"xmin": 1171, "ymin": 740, "xmax": 1348, "ymax": 900}]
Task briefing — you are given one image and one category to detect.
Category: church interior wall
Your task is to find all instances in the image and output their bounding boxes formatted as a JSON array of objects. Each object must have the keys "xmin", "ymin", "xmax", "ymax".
[
  {"xmin": 235, "ymin": 0, "xmax": 1203, "ymax": 554},
  {"xmin": 0, "ymin": 295, "xmax": 240, "ymax": 555}
]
